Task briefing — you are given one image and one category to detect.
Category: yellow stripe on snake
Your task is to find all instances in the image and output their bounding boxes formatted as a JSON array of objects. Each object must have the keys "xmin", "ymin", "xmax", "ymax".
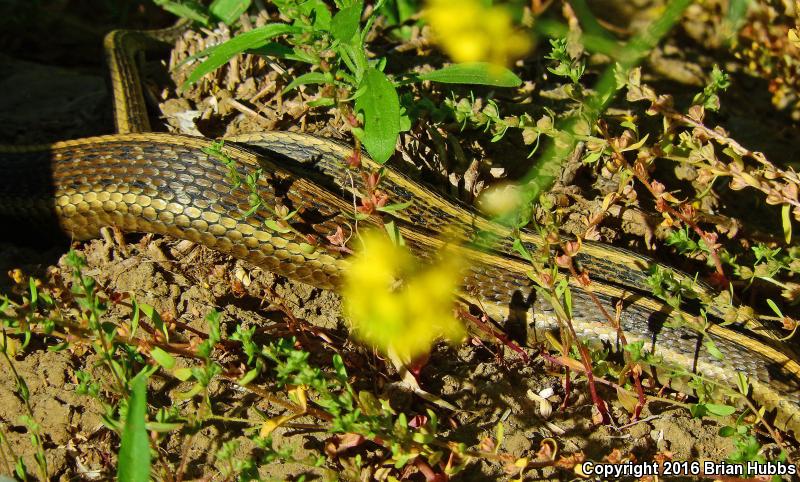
[{"xmin": 1, "ymin": 24, "xmax": 799, "ymax": 436}]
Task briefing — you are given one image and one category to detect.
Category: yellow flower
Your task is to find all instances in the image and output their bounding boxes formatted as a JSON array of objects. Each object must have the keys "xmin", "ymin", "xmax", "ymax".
[
  {"xmin": 425, "ymin": 0, "xmax": 531, "ymax": 67},
  {"xmin": 342, "ymin": 230, "xmax": 465, "ymax": 361},
  {"xmin": 476, "ymin": 181, "xmax": 524, "ymax": 218}
]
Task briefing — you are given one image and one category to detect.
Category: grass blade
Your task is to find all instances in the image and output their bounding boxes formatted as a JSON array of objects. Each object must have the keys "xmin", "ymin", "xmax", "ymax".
[
  {"xmin": 419, "ymin": 62, "xmax": 521, "ymax": 87},
  {"xmin": 210, "ymin": 0, "xmax": 252, "ymax": 25},
  {"xmin": 184, "ymin": 24, "xmax": 302, "ymax": 88},
  {"xmin": 117, "ymin": 372, "xmax": 150, "ymax": 482}
]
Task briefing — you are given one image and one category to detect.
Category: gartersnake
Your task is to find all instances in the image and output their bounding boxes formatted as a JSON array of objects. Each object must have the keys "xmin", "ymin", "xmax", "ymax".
[{"xmin": 1, "ymin": 22, "xmax": 800, "ymax": 436}]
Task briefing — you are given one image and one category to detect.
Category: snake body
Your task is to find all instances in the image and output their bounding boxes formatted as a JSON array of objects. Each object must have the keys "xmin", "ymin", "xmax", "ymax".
[{"xmin": 1, "ymin": 23, "xmax": 800, "ymax": 435}]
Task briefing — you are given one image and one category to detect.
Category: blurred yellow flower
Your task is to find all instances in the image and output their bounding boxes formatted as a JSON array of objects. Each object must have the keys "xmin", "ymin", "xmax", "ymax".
[
  {"xmin": 425, "ymin": 0, "xmax": 531, "ymax": 67},
  {"xmin": 476, "ymin": 181, "xmax": 523, "ymax": 218},
  {"xmin": 342, "ymin": 230, "xmax": 465, "ymax": 361}
]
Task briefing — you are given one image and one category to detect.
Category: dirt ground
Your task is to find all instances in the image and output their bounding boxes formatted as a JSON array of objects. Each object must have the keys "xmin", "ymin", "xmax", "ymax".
[{"xmin": 0, "ymin": 235, "xmax": 753, "ymax": 480}]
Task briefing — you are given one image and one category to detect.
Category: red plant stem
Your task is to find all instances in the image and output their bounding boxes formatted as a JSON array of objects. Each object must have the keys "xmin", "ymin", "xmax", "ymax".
[
  {"xmin": 653, "ymin": 193, "xmax": 727, "ymax": 283},
  {"xmin": 457, "ymin": 307, "xmax": 530, "ymax": 362},
  {"xmin": 566, "ymin": 262, "xmax": 647, "ymax": 419},
  {"xmin": 540, "ymin": 350, "xmax": 622, "ymax": 392},
  {"xmin": 546, "ymin": 291, "xmax": 610, "ymax": 422},
  {"xmin": 413, "ymin": 458, "xmax": 443, "ymax": 482},
  {"xmin": 597, "ymin": 123, "xmax": 728, "ymax": 284}
]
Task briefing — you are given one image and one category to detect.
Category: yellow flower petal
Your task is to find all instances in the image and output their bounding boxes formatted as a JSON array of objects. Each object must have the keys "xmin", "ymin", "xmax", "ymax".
[
  {"xmin": 342, "ymin": 230, "xmax": 465, "ymax": 360},
  {"xmin": 425, "ymin": 0, "xmax": 531, "ymax": 67}
]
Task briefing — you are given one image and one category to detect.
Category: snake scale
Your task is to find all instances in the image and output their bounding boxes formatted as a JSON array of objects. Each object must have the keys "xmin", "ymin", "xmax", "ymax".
[{"xmin": 1, "ymin": 21, "xmax": 799, "ymax": 436}]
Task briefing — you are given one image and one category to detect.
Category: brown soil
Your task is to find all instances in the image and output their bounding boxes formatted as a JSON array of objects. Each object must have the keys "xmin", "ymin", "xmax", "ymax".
[{"xmin": 0, "ymin": 237, "xmax": 751, "ymax": 480}]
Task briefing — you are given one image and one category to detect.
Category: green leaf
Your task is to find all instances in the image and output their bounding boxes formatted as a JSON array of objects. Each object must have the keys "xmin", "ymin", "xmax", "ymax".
[
  {"xmin": 130, "ymin": 299, "xmax": 140, "ymax": 339},
  {"xmin": 726, "ymin": 0, "xmax": 748, "ymax": 33},
  {"xmin": 494, "ymin": 422, "xmax": 504, "ymax": 453},
  {"xmin": 139, "ymin": 303, "xmax": 168, "ymax": 343},
  {"xmin": 331, "ymin": 1, "xmax": 363, "ymax": 42},
  {"xmin": 209, "ymin": 0, "xmax": 251, "ymax": 25},
  {"xmin": 623, "ymin": 341, "xmax": 645, "ymax": 362},
  {"xmin": 412, "ymin": 431, "xmax": 433, "ymax": 444},
  {"xmin": 689, "ymin": 403, "xmax": 706, "ymax": 418},
  {"xmin": 399, "ymin": 109, "xmax": 412, "ymax": 132},
  {"xmin": 265, "ymin": 219, "xmax": 292, "ymax": 234},
  {"xmin": 419, "ymin": 62, "xmax": 522, "ymax": 87},
  {"xmin": 355, "ymin": 68, "xmax": 401, "ymax": 163},
  {"xmin": 153, "ymin": 0, "xmax": 210, "ymax": 25},
  {"xmin": 238, "ymin": 367, "xmax": 260, "ymax": 385},
  {"xmin": 718, "ymin": 425, "xmax": 736, "ymax": 437},
  {"xmin": 298, "ymin": 0, "xmax": 332, "ymax": 30},
  {"xmin": 15, "ymin": 457, "xmax": 26, "ymax": 480},
  {"xmin": 15, "ymin": 376, "xmax": 29, "ymax": 402},
  {"xmin": 377, "ymin": 0, "xmax": 418, "ymax": 29},
  {"xmin": 512, "ymin": 238, "xmax": 533, "ymax": 262},
  {"xmin": 582, "ymin": 150, "xmax": 603, "ymax": 164},
  {"xmin": 620, "ymin": 120, "xmax": 638, "ymax": 133},
  {"xmin": 705, "ymin": 403, "xmax": 736, "ymax": 417},
  {"xmin": 307, "ymin": 97, "xmax": 336, "ymax": 107},
  {"xmin": 376, "ymin": 201, "xmax": 412, "ymax": 213},
  {"xmin": 145, "ymin": 422, "xmax": 183, "ymax": 433},
  {"xmin": 341, "ymin": 84, "xmax": 368, "ymax": 101},
  {"xmin": 206, "ymin": 310, "xmax": 222, "ymax": 344},
  {"xmin": 176, "ymin": 382, "xmax": 204, "ymax": 400},
  {"xmin": 173, "ymin": 367, "xmax": 193, "ymax": 381},
  {"xmin": 782, "ymin": 204, "xmax": 792, "ymax": 244},
  {"xmin": 48, "ymin": 342, "xmax": 70, "ymax": 352},
  {"xmin": 332, "ymin": 354, "xmax": 348, "ymax": 382},
  {"xmin": 619, "ymin": 133, "xmax": 649, "ymax": 152},
  {"xmin": 735, "ymin": 372, "xmax": 749, "ymax": 396},
  {"xmin": 281, "ymin": 209, "xmax": 298, "ymax": 224},
  {"xmin": 704, "ymin": 339, "xmax": 724, "ymax": 361},
  {"xmin": 248, "ymin": 42, "xmax": 309, "ymax": 62},
  {"xmin": 118, "ymin": 372, "xmax": 150, "ymax": 482},
  {"xmin": 282, "ymin": 71, "xmax": 333, "ymax": 93},
  {"xmin": 766, "ymin": 298, "xmax": 783, "ymax": 318},
  {"xmin": 184, "ymin": 24, "xmax": 302, "ymax": 88},
  {"xmin": 150, "ymin": 347, "xmax": 176, "ymax": 370},
  {"xmin": 384, "ymin": 220, "xmax": 405, "ymax": 246},
  {"xmin": 28, "ymin": 277, "xmax": 37, "ymax": 305}
]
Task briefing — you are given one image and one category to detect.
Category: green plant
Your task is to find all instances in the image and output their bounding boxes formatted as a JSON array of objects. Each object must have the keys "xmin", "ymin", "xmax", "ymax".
[
  {"xmin": 1, "ymin": 251, "xmax": 548, "ymax": 479},
  {"xmin": 545, "ymin": 37, "xmax": 585, "ymax": 85},
  {"xmin": 117, "ymin": 371, "xmax": 152, "ymax": 482},
  {"xmin": 172, "ymin": 0, "xmax": 521, "ymax": 164},
  {"xmin": 153, "ymin": 0, "xmax": 253, "ymax": 26},
  {"xmin": 0, "ymin": 356, "xmax": 47, "ymax": 480}
]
